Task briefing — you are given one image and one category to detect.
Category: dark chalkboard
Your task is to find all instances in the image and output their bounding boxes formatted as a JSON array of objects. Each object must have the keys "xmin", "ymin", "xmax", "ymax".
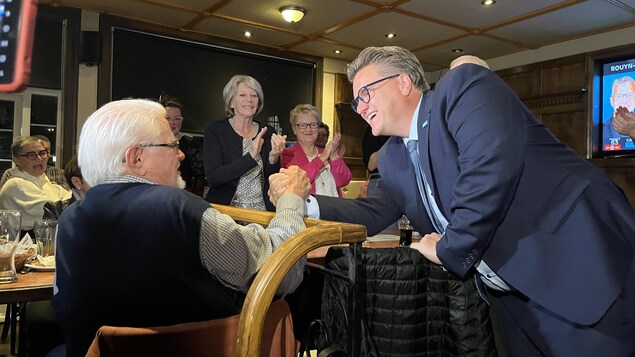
[{"xmin": 111, "ymin": 28, "xmax": 317, "ymax": 137}]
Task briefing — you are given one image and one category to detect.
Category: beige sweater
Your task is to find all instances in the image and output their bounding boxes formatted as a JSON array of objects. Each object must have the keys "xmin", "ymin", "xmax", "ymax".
[{"xmin": 0, "ymin": 168, "xmax": 71, "ymax": 230}]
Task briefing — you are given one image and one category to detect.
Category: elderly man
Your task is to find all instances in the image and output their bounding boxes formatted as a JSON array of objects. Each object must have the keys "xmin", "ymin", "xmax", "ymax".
[
  {"xmin": 284, "ymin": 46, "xmax": 635, "ymax": 355},
  {"xmin": 52, "ymin": 99, "xmax": 311, "ymax": 357}
]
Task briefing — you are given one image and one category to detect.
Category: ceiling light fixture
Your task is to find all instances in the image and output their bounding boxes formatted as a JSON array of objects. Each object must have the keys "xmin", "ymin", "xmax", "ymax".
[
  {"xmin": 481, "ymin": 0, "xmax": 496, "ymax": 5},
  {"xmin": 385, "ymin": 33, "xmax": 397, "ymax": 39},
  {"xmin": 279, "ymin": 5, "xmax": 306, "ymax": 23},
  {"xmin": 452, "ymin": 48, "xmax": 463, "ymax": 53},
  {"xmin": 244, "ymin": 31, "xmax": 252, "ymax": 38},
  {"xmin": 334, "ymin": 50, "xmax": 342, "ymax": 54}
]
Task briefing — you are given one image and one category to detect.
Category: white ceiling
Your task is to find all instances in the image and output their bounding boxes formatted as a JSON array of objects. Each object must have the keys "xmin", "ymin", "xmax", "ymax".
[{"xmin": 43, "ymin": 0, "xmax": 635, "ymax": 72}]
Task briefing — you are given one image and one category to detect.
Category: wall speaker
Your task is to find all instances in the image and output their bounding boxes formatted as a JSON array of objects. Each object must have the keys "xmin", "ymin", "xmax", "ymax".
[{"xmin": 79, "ymin": 31, "xmax": 101, "ymax": 66}]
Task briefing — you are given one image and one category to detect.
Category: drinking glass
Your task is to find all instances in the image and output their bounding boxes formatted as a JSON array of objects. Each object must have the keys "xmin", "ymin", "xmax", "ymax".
[
  {"xmin": 34, "ymin": 218, "xmax": 57, "ymax": 258},
  {"xmin": 0, "ymin": 210, "xmax": 21, "ymax": 283}
]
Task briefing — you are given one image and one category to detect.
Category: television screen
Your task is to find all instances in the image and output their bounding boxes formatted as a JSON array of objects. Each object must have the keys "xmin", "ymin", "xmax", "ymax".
[
  {"xmin": 600, "ymin": 58, "xmax": 635, "ymax": 153},
  {"xmin": 110, "ymin": 28, "xmax": 317, "ymax": 137}
]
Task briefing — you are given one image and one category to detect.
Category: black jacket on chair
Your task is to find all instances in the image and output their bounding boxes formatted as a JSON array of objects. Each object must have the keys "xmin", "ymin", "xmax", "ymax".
[{"xmin": 319, "ymin": 246, "xmax": 496, "ymax": 357}]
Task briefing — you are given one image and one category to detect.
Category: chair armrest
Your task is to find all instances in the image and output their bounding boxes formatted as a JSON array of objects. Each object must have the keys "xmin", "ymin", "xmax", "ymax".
[{"xmin": 212, "ymin": 204, "xmax": 367, "ymax": 357}]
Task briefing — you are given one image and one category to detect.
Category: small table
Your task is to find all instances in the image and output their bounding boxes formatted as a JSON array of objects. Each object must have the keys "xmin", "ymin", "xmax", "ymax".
[
  {"xmin": 0, "ymin": 271, "xmax": 54, "ymax": 304},
  {"xmin": 308, "ymin": 232, "xmax": 421, "ymax": 265},
  {"xmin": 0, "ymin": 271, "xmax": 54, "ymax": 357}
]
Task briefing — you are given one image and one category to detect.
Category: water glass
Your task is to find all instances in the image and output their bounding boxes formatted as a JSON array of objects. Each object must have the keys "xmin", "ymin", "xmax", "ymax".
[
  {"xmin": 34, "ymin": 219, "xmax": 57, "ymax": 258},
  {"xmin": 0, "ymin": 210, "xmax": 21, "ymax": 283}
]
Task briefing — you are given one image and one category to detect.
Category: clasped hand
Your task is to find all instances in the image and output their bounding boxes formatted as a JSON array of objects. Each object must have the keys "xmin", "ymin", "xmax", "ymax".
[{"xmin": 268, "ymin": 166, "xmax": 312, "ymax": 205}]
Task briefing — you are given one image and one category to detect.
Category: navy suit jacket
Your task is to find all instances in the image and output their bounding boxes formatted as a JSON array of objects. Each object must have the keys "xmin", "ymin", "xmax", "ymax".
[{"xmin": 319, "ymin": 64, "xmax": 635, "ymax": 326}]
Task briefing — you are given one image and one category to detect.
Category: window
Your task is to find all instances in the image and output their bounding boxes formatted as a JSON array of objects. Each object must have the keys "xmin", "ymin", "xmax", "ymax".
[{"xmin": 0, "ymin": 88, "xmax": 62, "ymax": 173}]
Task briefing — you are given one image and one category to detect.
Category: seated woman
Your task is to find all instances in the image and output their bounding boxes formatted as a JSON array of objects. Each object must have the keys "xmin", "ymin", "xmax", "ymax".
[
  {"xmin": 0, "ymin": 136, "xmax": 71, "ymax": 235},
  {"xmin": 281, "ymin": 104, "xmax": 351, "ymax": 197}
]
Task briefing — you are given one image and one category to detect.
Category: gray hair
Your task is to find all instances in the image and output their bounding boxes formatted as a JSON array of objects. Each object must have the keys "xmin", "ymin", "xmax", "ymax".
[
  {"xmin": 289, "ymin": 104, "xmax": 322, "ymax": 126},
  {"xmin": 612, "ymin": 76, "xmax": 635, "ymax": 94},
  {"xmin": 32, "ymin": 135, "xmax": 51, "ymax": 145},
  {"xmin": 11, "ymin": 136, "xmax": 41, "ymax": 157},
  {"xmin": 347, "ymin": 46, "xmax": 430, "ymax": 91},
  {"xmin": 223, "ymin": 75, "xmax": 264, "ymax": 117},
  {"xmin": 78, "ymin": 99, "xmax": 166, "ymax": 186}
]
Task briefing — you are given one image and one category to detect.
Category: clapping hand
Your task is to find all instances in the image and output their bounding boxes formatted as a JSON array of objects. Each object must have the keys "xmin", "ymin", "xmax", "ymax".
[
  {"xmin": 318, "ymin": 132, "xmax": 344, "ymax": 163},
  {"xmin": 269, "ymin": 133, "xmax": 287, "ymax": 164},
  {"xmin": 249, "ymin": 127, "xmax": 267, "ymax": 159},
  {"xmin": 327, "ymin": 132, "xmax": 343, "ymax": 161}
]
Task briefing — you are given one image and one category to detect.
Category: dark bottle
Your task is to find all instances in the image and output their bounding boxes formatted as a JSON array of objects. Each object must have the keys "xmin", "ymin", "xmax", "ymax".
[
  {"xmin": 399, "ymin": 229, "xmax": 413, "ymax": 246},
  {"xmin": 398, "ymin": 215, "xmax": 414, "ymax": 246}
]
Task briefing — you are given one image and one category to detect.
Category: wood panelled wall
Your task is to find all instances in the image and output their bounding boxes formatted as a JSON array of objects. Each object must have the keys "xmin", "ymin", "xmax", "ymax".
[
  {"xmin": 497, "ymin": 48, "xmax": 635, "ymax": 206},
  {"xmin": 497, "ymin": 55, "xmax": 590, "ymax": 157},
  {"xmin": 334, "ymin": 74, "xmax": 368, "ymax": 180}
]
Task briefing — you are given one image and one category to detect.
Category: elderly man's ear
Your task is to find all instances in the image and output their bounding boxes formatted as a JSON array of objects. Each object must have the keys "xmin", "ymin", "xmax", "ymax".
[{"xmin": 123, "ymin": 147, "xmax": 145, "ymax": 171}]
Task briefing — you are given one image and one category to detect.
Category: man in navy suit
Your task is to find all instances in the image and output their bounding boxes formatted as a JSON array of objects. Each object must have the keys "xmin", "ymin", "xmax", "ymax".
[{"xmin": 286, "ymin": 46, "xmax": 635, "ymax": 355}]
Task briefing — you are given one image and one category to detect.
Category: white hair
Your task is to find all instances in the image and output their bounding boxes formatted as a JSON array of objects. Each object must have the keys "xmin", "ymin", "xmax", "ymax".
[{"xmin": 78, "ymin": 99, "xmax": 166, "ymax": 186}]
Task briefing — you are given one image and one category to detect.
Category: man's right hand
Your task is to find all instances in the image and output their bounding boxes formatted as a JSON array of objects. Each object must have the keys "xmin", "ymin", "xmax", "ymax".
[{"xmin": 268, "ymin": 166, "xmax": 311, "ymax": 205}]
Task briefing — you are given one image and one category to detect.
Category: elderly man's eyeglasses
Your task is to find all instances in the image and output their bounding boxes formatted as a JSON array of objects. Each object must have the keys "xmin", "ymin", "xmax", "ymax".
[
  {"xmin": 165, "ymin": 116, "xmax": 183, "ymax": 122},
  {"xmin": 18, "ymin": 150, "xmax": 49, "ymax": 161},
  {"xmin": 138, "ymin": 141, "xmax": 180, "ymax": 150},
  {"xmin": 351, "ymin": 74, "xmax": 400, "ymax": 114},
  {"xmin": 296, "ymin": 122, "xmax": 319, "ymax": 130}
]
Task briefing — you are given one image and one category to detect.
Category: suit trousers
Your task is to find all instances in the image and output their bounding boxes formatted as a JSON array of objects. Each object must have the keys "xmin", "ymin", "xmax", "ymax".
[{"xmin": 492, "ymin": 257, "xmax": 635, "ymax": 356}]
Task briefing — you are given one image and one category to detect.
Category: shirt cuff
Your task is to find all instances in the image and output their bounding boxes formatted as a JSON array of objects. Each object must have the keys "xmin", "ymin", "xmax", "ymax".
[{"xmin": 305, "ymin": 195, "xmax": 320, "ymax": 219}]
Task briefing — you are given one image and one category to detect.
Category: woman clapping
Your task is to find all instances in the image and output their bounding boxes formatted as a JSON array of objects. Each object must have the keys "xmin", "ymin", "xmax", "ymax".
[
  {"xmin": 281, "ymin": 104, "xmax": 351, "ymax": 197},
  {"xmin": 203, "ymin": 75, "xmax": 286, "ymax": 211}
]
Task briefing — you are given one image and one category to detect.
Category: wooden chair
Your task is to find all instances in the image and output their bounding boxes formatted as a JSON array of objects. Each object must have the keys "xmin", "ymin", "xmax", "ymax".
[
  {"xmin": 86, "ymin": 204, "xmax": 367, "ymax": 357},
  {"xmin": 85, "ymin": 299, "xmax": 297, "ymax": 357},
  {"xmin": 214, "ymin": 205, "xmax": 367, "ymax": 357}
]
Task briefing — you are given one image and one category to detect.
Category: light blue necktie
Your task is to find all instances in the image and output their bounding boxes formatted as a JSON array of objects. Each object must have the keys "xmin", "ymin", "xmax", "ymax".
[{"xmin": 407, "ymin": 139, "xmax": 444, "ymax": 233}]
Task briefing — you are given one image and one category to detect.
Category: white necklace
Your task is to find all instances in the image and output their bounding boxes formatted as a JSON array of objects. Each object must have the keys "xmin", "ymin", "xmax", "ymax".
[{"xmin": 303, "ymin": 145, "xmax": 318, "ymax": 157}]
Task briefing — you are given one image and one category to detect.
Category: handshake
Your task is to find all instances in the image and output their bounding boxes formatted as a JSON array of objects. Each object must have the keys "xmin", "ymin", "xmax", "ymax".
[{"xmin": 268, "ymin": 166, "xmax": 312, "ymax": 206}]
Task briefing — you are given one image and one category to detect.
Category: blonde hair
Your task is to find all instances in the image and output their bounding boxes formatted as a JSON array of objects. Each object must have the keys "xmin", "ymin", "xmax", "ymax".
[
  {"xmin": 289, "ymin": 104, "xmax": 321, "ymax": 126},
  {"xmin": 222, "ymin": 75, "xmax": 264, "ymax": 117}
]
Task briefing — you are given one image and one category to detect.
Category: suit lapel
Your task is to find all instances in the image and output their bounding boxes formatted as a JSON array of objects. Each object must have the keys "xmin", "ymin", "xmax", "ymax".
[
  {"xmin": 418, "ymin": 96, "xmax": 434, "ymax": 188},
  {"xmin": 417, "ymin": 94, "xmax": 447, "ymax": 216}
]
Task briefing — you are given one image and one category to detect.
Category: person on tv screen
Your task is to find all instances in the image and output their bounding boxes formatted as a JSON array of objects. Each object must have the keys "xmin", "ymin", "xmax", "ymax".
[{"xmin": 603, "ymin": 75, "xmax": 635, "ymax": 150}]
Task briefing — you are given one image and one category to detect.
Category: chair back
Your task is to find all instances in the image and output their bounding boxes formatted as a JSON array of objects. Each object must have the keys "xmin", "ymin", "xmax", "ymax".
[{"xmin": 85, "ymin": 299, "xmax": 298, "ymax": 357}]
